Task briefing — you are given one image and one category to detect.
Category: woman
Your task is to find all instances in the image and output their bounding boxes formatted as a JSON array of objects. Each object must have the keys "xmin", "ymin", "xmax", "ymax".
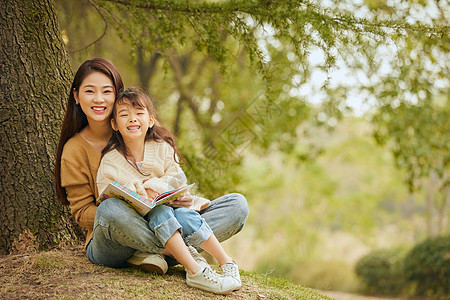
[{"xmin": 54, "ymin": 57, "xmax": 249, "ymax": 273}]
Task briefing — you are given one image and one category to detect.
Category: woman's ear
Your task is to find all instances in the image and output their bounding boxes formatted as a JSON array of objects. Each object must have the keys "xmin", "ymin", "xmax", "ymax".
[
  {"xmin": 149, "ymin": 115, "xmax": 155, "ymax": 128},
  {"xmin": 73, "ymin": 88, "xmax": 79, "ymax": 105},
  {"xmin": 111, "ymin": 118, "xmax": 118, "ymax": 131}
]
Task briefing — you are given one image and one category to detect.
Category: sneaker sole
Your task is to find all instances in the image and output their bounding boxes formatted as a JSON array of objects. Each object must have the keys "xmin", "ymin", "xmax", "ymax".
[
  {"xmin": 186, "ymin": 281, "xmax": 235, "ymax": 295},
  {"xmin": 138, "ymin": 263, "xmax": 166, "ymax": 275}
]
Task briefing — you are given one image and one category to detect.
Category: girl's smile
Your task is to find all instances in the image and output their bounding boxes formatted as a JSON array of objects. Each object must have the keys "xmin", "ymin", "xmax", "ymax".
[{"xmin": 127, "ymin": 124, "xmax": 141, "ymax": 132}]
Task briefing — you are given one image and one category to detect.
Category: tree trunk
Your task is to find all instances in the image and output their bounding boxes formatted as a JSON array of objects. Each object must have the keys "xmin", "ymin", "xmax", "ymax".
[{"xmin": 0, "ymin": 0, "xmax": 84, "ymax": 254}]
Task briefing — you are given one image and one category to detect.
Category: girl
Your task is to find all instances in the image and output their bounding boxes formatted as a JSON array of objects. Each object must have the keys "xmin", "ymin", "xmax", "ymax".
[
  {"xmin": 96, "ymin": 87, "xmax": 241, "ymax": 294},
  {"xmin": 55, "ymin": 58, "xmax": 248, "ymax": 293}
]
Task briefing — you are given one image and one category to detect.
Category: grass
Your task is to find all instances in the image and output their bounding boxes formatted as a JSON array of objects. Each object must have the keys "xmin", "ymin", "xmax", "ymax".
[{"xmin": 0, "ymin": 246, "xmax": 333, "ymax": 300}]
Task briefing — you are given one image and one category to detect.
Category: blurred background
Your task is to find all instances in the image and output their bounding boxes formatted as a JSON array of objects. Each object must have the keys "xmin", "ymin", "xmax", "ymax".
[{"xmin": 56, "ymin": 0, "xmax": 449, "ymax": 297}]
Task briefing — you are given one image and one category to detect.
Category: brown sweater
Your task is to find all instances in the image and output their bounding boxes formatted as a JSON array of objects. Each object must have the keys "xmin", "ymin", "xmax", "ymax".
[{"xmin": 60, "ymin": 133, "xmax": 100, "ymax": 248}]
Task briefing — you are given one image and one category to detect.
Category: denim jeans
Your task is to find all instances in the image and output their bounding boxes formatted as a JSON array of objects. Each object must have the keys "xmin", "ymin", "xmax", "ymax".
[
  {"xmin": 86, "ymin": 193, "xmax": 249, "ymax": 268},
  {"xmin": 145, "ymin": 205, "xmax": 213, "ymax": 247}
]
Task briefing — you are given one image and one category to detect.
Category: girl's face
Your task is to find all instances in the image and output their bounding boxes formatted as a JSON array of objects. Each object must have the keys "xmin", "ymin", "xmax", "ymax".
[
  {"xmin": 112, "ymin": 100, "xmax": 155, "ymax": 143},
  {"xmin": 74, "ymin": 72, "xmax": 115, "ymax": 125}
]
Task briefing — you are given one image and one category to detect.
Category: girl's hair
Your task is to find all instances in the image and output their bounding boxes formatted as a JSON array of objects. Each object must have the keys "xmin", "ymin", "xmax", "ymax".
[
  {"xmin": 55, "ymin": 58, "xmax": 124, "ymax": 205},
  {"xmin": 102, "ymin": 87, "xmax": 180, "ymax": 166}
]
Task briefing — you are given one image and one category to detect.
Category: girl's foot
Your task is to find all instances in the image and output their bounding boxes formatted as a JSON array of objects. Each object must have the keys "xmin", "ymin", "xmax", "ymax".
[
  {"xmin": 220, "ymin": 262, "xmax": 241, "ymax": 290},
  {"xmin": 186, "ymin": 266, "xmax": 237, "ymax": 294}
]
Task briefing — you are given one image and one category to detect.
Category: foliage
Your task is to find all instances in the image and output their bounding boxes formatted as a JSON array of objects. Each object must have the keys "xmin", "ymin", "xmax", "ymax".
[
  {"xmin": 355, "ymin": 248, "xmax": 407, "ymax": 296},
  {"xmin": 403, "ymin": 235, "xmax": 450, "ymax": 298},
  {"xmin": 354, "ymin": 236, "xmax": 450, "ymax": 298},
  {"xmin": 94, "ymin": 0, "xmax": 440, "ymax": 69},
  {"xmin": 57, "ymin": 0, "xmax": 449, "ymax": 204},
  {"xmin": 357, "ymin": 0, "xmax": 450, "ymax": 236},
  {"xmin": 222, "ymin": 117, "xmax": 420, "ymax": 292}
]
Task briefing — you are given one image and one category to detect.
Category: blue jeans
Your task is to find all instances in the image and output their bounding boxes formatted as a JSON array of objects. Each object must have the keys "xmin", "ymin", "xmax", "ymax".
[
  {"xmin": 146, "ymin": 205, "xmax": 213, "ymax": 247},
  {"xmin": 86, "ymin": 193, "xmax": 249, "ymax": 268}
]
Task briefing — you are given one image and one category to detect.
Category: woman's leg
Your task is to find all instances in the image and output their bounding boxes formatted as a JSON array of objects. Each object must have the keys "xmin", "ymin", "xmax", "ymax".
[
  {"xmin": 199, "ymin": 193, "xmax": 249, "ymax": 244},
  {"xmin": 87, "ymin": 198, "xmax": 162, "ymax": 268}
]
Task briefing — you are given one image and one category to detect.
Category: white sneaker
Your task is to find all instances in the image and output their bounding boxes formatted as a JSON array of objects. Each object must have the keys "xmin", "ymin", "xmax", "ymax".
[
  {"xmin": 127, "ymin": 251, "xmax": 168, "ymax": 275},
  {"xmin": 186, "ymin": 266, "xmax": 237, "ymax": 294},
  {"xmin": 187, "ymin": 245, "xmax": 208, "ymax": 269},
  {"xmin": 221, "ymin": 262, "xmax": 241, "ymax": 290}
]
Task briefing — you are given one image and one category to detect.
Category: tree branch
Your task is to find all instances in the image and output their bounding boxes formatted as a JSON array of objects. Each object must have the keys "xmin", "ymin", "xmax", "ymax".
[
  {"xmin": 69, "ymin": 0, "xmax": 108, "ymax": 53},
  {"xmin": 99, "ymin": 0, "xmax": 448, "ymax": 34}
]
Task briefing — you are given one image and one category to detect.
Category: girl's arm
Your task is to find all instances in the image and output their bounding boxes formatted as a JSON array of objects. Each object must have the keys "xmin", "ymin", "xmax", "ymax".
[
  {"xmin": 96, "ymin": 158, "xmax": 116, "ymax": 197},
  {"xmin": 97, "ymin": 152, "xmax": 149, "ymax": 199},
  {"xmin": 142, "ymin": 142, "xmax": 187, "ymax": 193},
  {"xmin": 145, "ymin": 187, "xmax": 159, "ymax": 200}
]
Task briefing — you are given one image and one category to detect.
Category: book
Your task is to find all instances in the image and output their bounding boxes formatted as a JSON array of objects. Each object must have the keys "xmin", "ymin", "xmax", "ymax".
[{"xmin": 97, "ymin": 182, "xmax": 195, "ymax": 216}]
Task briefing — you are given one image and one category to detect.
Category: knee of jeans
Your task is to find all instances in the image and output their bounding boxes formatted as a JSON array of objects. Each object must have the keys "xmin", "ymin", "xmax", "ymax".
[
  {"xmin": 147, "ymin": 205, "xmax": 175, "ymax": 228},
  {"xmin": 231, "ymin": 193, "xmax": 249, "ymax": 223},
  {"xmin": 97, "ymin": 198, "xmax": 129, "ymax": 221},
  {"xmin": 174, "ymin": 208, "xmax": 202, "ymax": 235},
  {"xmin": 150, "ymin": 204, "xmax": 174, "ymax": 217}
]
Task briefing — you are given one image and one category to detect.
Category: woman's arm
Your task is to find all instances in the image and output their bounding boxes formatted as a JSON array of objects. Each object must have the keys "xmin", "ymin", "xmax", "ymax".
[{"xmin": 61, "ymin": 158, "xmax": 97, "ymax": 229}]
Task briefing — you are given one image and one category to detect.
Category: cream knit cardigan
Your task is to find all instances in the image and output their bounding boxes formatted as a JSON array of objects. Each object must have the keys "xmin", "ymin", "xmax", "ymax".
[{"xmin": 96, "ymin": 140, "xmax": 210, "ymax": 211}]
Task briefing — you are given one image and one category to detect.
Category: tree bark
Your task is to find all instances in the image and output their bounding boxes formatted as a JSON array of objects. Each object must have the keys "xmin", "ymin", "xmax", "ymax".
[{"xmin": 0, "ymin": 0, "xmax": 84, "ymax": 254}]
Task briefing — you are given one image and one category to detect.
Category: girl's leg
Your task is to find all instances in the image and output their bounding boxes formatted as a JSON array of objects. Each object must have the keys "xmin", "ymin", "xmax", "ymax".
[
  {"xmin": 199, "ymin": 235, "xmax": 233, "ymax": 266},
  {"xmin": 146, "ymin": 205, "xmax": 202, "ymax": 274},
  {"xmin": 87, "ymin": 198, "xmax": 162, "ymax": 268},
  {"xmin": 199, "ymin": 193, "xmax": 249, "ymax": 244},
  {"xmin": 165, "ymin": 231, "xmax": 202, "ymax": 275},
  {"xmin": 174, "ymin": 208, "xmax": 232, "ymax": 266}
]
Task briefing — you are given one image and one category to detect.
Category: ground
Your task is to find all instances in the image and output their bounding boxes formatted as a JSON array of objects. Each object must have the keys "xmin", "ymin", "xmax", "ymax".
[
  {"xmin": 0, "ymin": 246, "xmax": 333, "ymax": 299},
  {"xmin": 1, "ymin": 245, "xmax": 419, "ymax": 300}
]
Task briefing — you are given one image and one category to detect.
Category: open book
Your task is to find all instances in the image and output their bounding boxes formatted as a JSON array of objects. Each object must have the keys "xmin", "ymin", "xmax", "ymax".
[{"xmin": 97, "ymin": 182, "xmax": 195, "ymax": 216}]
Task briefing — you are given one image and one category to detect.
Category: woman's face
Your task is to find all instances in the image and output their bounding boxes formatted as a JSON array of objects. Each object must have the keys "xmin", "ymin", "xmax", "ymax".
[{"xmin": 74, "ymin": 72, "xmax": 115, "ymax": 125}]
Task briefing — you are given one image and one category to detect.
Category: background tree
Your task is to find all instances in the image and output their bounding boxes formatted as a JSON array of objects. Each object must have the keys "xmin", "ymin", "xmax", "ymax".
[{"xmin": 0, "ymin": 0, "xmax": 83, "ymax": 254}]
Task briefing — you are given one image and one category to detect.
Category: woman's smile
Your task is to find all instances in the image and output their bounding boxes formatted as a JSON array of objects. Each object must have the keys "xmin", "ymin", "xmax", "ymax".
[{"xmin": 92, "ymin": 106, "xmax": 107, "ymax": 114}]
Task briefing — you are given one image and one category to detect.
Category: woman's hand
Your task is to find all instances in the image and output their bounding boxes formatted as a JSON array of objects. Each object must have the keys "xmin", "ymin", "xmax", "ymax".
[{"xmin": 167, "ymin": 193, "xmax": 194, "ymax": 209}]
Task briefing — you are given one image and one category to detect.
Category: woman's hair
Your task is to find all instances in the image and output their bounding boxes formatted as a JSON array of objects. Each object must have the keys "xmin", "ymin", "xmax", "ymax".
[
  {"xmin": 102, "ymin": 87, "xmax": 180, "ymax": 167},
  {"xmin": 55, "ymin": 58, "xmax": 124, "ymax": 205}
]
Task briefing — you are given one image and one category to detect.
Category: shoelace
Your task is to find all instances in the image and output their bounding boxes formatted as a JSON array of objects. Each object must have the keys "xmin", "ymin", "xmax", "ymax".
[
  {"xmin": 202, "ymin": 267, "xmax": 220, "ymax": 283},
  {"xmin": 222, "ymin": 263, "xmax": 239, "ymax": 278}
]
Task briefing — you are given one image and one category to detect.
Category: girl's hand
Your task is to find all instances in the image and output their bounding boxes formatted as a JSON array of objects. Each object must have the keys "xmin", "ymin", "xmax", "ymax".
[
  {"xmin": 167, "ymin": 193, "xmax": 194, "ymax": 208},
  {"xmin": 145, "ymin": 188, "xmax": 159, "ymax": 200}
]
